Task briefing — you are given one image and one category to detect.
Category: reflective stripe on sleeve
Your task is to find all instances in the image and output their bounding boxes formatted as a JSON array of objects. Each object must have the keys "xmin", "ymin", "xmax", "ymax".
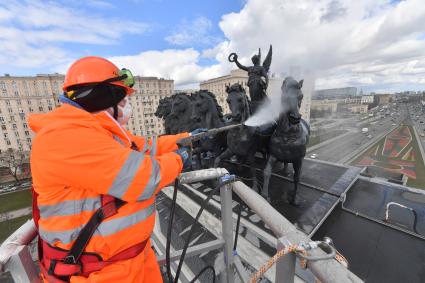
[
  {"xmin": 137, "ymin": 159, "xmax": 161, "ymax": 201},
  {"xmin": 113, "ymin": 135, "xmax": 125, "ymax": 147},
  {"xmin": 38, "ymin": 203, "xmax": 155, "ymax": 245},
  {"xmin": 150, "ymin": 136, "xmax": 157, "ymax": 156},
  {"xmin": 108, "ymin": 151, "xmax": 145, "ymax": 198}
]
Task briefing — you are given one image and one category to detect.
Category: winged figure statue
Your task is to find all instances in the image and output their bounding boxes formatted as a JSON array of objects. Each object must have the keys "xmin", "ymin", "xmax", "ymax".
[{"xmin": 228, "ymin": 45, "xmax": 272, "ymax": 109}]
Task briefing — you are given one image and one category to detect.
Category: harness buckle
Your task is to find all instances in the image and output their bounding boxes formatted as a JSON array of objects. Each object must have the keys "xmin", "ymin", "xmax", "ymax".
[{"xmin": 64, "ymin": 255, "xmax": 77, "ymax": 264}]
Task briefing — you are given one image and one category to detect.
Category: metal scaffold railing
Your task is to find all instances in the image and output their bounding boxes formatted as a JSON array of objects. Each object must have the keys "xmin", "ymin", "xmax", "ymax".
[{"xmin": 0, "ymin": 168, "xmax": 363, "ymax": 283}]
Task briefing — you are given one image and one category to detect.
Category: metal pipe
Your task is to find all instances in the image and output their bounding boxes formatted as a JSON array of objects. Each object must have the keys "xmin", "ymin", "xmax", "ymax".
[
  {"xmin": 178, "ymin": 168, "xmax": 228, "ymax": 184},
  {"xmin": 0, "ymin": 219, "xmax": 37, "ymax": 269},
  {"xmin": 220, "ymin": 182, "xmax": 235, "ymax": 283},
  {"xmin": 385, "ymin": 202, "xmax": 419, "ymax": 234},
  {"xmin": 231, "ymin": 181, "xmax": 363, "ymax": 283},
  {"xmin": 341, "ymin": 203, "xmax": 425, "ymax": 240}
]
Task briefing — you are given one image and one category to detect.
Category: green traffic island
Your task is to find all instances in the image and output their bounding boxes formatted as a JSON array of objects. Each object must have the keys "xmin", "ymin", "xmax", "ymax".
[{"xmin": 351, "ymin": 124, "xmax": 425, "ymax": 189}]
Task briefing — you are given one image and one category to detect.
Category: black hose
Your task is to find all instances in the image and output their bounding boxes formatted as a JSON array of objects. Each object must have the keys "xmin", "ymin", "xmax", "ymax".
[
  {"xmin": 165, "ymin": 179, "xmax": 179, "ymax": 283},
  {"xmin": 189, "ymin": 265, "xmax": 216, "ymax": 283},
  {"xmin": 233, "ymin": 202, "xmax": 243, "ymax": 250},
  {"xmin": 174, "ymin": 176, "xmax": 238, "ymax": 283}
]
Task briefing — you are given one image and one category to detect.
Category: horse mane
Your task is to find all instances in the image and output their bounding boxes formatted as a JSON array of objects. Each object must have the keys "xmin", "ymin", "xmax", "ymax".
[
  {"xmin": 199, "ymin": 90, "xmax": 223, "ymax": 119},
  {"xmin": 226, "ymin": 83, "xmax": 246, "ymax": 94}
]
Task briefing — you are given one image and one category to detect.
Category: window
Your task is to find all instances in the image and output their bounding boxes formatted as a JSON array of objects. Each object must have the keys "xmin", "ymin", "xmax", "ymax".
[
  {"xmin": 12, "ymin": 124, "xmax": 17, "ymax": 129},
  {"xmin": 0, "ymin": 81, "xmax": 6, "ymax": 96},
  {"xmin": 14, "ymin": 131, "xmax": 19, "ymax": 137},
  {"xmin": 1, "ymin": 125, "xmax": 5, "ymax": 130},
  {"xmin": 6, "ymin": 100, "xmax": 10, "ymax": 106},
  {"xmin": 8, "ymin": 108, "xmax": 12, "ymax": 113},
  {"xmin": 29, "ymin": 107, "xmax": 34, "ymax": 112},
  {"xmin": 39, "ymin": 106, "xmax": 43, "ymax": 111},
  {"xmin": 48, "ymin": 106, "xmax": 52, "ymax": 110},
  {"xmin": 3, "ymin": 133, "xmax": 8, "ymax": 138},
  {"xmin": 0, "ymin": 116, "xmax": 4, "ymax": 122},
  {"xmin": 23, "ymin": 123, "xmax": 28, "ymax": 129},
  {"xmin": 25, "ymin": 131, "xmax": 30, "ymax": 136},
  {"xmin": 6, "ymin": 140, "xmax": 11, "ymax": 145},
  {"xmin": 27, "ymin": 100, "xmax": 32, "ymax": 105},
  {"xmin": 27, "ymin": 138, "xmax": 31, "ymax": 143}
]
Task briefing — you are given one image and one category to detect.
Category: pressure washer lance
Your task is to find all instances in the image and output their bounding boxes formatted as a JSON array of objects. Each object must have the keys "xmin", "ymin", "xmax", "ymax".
[{"xmin": 176, "ymin": 123, "xmax": 243, "ymax": 148}]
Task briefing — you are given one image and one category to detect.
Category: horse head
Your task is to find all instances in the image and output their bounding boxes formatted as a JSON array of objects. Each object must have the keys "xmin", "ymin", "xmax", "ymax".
[
  {"xmin": 191, "ymin": 90, "xmax": 224, "ymax": 128},
  {"xmin": 280, "ymin": 77, "xmax": 304, "ymax": 125},
  {"xmin": 155, "ymin": 96, "xmax": 173, "ymax": 119},
  {"xmin": 171, "ymin": 93, "xmax": 192, "ymax": 114},
  {"xmin": 226, "ymin": 83, "xmax": 250, "ymax": 123}
]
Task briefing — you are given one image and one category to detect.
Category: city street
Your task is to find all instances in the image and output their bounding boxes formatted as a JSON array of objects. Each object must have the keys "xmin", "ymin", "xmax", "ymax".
[{"xmin": 309, "ymin": 106, "xmax": 407, "ymax": 163}]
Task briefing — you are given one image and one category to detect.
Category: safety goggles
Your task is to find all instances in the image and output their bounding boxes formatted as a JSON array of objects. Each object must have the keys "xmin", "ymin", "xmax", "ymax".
[{"xmin": 103, "ymin": 68, "xmax": 135, "ymax": 88}]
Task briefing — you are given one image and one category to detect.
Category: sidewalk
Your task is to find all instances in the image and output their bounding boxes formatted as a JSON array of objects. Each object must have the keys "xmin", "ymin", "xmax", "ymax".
[{"xmin": 0, "ymin": 207, "xmax": 32, "ymax": 222}]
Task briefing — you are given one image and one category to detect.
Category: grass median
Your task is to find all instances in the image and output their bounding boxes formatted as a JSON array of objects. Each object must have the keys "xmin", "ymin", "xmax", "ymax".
[{"xmin": 0, "ymin": 189, "xmax": 32, "ymax": 214}]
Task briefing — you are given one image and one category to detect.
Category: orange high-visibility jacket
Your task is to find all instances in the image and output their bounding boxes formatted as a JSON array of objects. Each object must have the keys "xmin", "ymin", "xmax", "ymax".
[{"xmin": 29, "ymin": 104, "xmax": 188, "ymax": 282}]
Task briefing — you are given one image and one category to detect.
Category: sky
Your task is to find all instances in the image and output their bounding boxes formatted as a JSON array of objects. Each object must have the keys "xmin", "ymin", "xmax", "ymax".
[{"xmin": 1, "ymin": 0, "xmax": 425, "ymax": 93}]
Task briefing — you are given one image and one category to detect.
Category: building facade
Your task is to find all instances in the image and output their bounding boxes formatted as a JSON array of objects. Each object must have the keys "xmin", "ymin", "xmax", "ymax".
[
  {"xmin": 311, "ymin": 100, "xmax": 338, "ymax": 113},
  {"xmin": 0, "ymin": 74, "xmax": 173, "ymax": 153},
  {"xmin": 349, "ymin": 104, "xmax": 369, "ymax": 113},
  {"xmin": 361, "ymin": 95, "xmax": 374, "ymax": 104},
  {"xmin": 200, "ymin": 69, "xmax": 249, "ymax": 114},
  {"xmin": 314, "ymin": 87, "xmax": 357, "ymax": 98},
  {"xmin": 127, "ymin": 77, "xmax": 174, "ymax": 137},
  {"xmin": 0, "ymin": 74, "xmax": 64, "ymax": 153}
]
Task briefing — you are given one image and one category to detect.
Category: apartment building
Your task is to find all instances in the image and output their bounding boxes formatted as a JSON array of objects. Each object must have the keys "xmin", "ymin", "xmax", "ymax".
[
  {"xmin": 0, "ymin": 74, "xmax": 64, "ymax": 153},
  {"xmin": 127, "ymin": 77, "xmax": 174, "ymax": 136},
  {"xmin": 200, "ymin": 69, "xmax": 249, "ymax": 113},
  {"xmin": 0, "ymin": 74, "xmax": 173, "ymax": 153}
]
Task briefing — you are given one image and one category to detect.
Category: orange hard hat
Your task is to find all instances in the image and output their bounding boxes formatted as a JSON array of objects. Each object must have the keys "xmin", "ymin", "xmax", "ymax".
[{"xmin": 63, "ymin": 56, "xmax": 134, "ymax": 95}]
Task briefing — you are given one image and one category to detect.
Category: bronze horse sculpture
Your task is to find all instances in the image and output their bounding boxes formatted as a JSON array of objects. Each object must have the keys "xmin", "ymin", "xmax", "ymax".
[
  {"xmin": 191, "ymin": 90, "xmax": 227, "ymax": 167},
  {"xmin": 214, "ymin": 83, "xmax": 263, "ymax": 190},
  {"xmin": 261, "ymin": 77, "xmax": 310, "ymax": 205}
]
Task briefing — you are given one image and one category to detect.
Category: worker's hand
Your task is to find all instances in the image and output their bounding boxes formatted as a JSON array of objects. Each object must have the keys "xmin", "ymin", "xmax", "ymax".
[
  {"xmin": 174, "ymin": 146, "xmax": 191, "ymax": 169},
  {"xmin": 190, "ymin": 128, "xmax": 208, "ymax": 136}
]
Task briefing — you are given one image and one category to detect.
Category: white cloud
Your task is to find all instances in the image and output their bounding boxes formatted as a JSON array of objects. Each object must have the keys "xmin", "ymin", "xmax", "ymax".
[
  {"xmin": 108, "ymin": 48, "xmax": 230, "ymax": 88},
  {"xmin": 111, "ymin": 0, "xmax": 425, "ymax": 92},
  {"xmin": 209, "ymin": 0, "xmax": 425, "ymax": 92},
  {"xmin": 0, "ymin": 0, "xmax": 149, "ymax": 69},
  {"xmin": 165, "ymin": 16, "xmax": 221, "ymax": 47}
]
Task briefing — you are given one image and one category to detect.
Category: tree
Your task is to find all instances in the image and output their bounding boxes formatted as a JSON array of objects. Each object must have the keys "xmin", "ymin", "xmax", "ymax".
[{"xmin": 0, "ymin": 149, "xmax": 29, "ymax": 184}]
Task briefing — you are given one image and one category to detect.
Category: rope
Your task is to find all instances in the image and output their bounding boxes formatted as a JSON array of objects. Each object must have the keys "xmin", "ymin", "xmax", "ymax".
[
  {"xmin": 247, "ymin": 245, "xmax": 307, "ymax": 283},
  {"xmin": 247, "ymin": 245, "xmax": 349, "ymax": 283},
  {"xmin": 335, "ymin": 250, "xmax": 349, "ymax": 268}
]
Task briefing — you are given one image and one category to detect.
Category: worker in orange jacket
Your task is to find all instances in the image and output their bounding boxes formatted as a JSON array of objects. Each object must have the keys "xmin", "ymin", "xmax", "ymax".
[{"xmin": 29, "ymin": 56, "xmax": 199, "ymax": 282}]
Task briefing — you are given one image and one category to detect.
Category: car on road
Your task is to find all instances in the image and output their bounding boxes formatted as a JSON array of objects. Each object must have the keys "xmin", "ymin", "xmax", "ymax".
[
  {"xmin": 392, "ymin": 123, "xmax": 396, "ymax": 126},
  {"xmin": 421, "ymin": 121, "xmax": 424, "ymax": 124},
  {"xmin": 420, "ymin": 133, "xmax": 425, "ymax": 138},
  {"xmin": 310, "ymin": 153, "xmax": 317, "ymax": 159},
  {"xmin": 367, "ymin": 134, "xmax": 373, "ymax": 139}
]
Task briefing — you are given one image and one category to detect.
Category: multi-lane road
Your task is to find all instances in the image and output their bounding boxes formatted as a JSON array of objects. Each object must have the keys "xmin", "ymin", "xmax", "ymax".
[{"xmin": 309, "ymin": 105, "xmax": 408, "ymax": 164}]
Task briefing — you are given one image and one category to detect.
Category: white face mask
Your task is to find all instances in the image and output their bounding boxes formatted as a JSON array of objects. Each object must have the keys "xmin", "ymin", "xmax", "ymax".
[{"xmin": 117, "ymin": 100, "xmax": 132, "ymax": 126}]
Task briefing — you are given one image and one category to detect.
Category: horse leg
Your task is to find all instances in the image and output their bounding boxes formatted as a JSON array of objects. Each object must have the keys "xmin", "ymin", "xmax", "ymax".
[
  {"xmin": 214, "ymin": 149, "xmax": 232, "ymax": 168},
  {"xmin": 261, "ymin": 155, "xmax": 277, "ymax": 201},
  {"xmin": 246, "ymin": 152, "xmax": 259, "ymax": 193},
  {"xmin": 289, "ymin": 159, "xmax": 303, "ymax": 206}
]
